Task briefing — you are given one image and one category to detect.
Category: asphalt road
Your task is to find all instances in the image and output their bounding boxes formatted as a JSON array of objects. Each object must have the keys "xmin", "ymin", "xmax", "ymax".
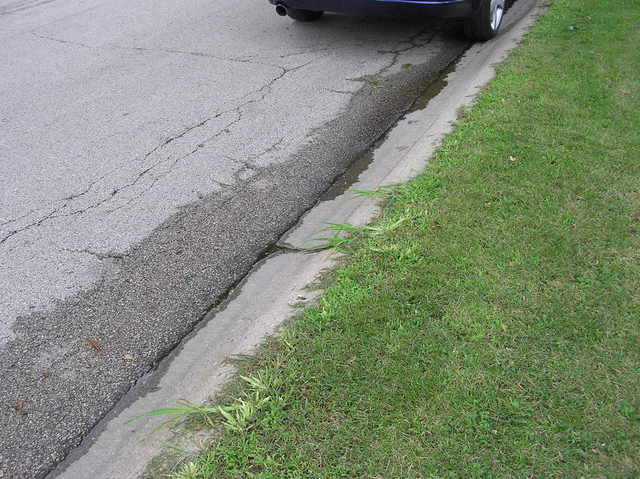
[{"xmin": 0, "ymin": 0, "xmax": 467, "ymax": 476}]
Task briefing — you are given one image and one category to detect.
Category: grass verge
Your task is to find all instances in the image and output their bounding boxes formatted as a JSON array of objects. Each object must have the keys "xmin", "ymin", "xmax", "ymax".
[{"xmin": 170, "ymin": 0, "xmax": 640, "ymax": 476}]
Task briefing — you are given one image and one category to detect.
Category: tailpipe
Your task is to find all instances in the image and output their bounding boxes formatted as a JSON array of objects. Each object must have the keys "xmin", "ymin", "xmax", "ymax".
[{"xmin": 275, "ymin": 4, "xmax": 287, "ymax": 16}]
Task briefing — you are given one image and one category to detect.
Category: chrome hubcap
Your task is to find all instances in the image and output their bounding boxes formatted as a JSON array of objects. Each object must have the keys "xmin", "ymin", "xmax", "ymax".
[{"xmin": 490, "ymin": 0, "xmax": 505, "ymax": 31}]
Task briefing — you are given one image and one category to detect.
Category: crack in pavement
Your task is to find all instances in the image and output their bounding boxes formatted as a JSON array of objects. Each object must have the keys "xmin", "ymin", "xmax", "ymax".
[
  {"xmin": 7, "ymin": 25, "xmax": 434, "ymax": 249},
  {"xmin": 325, "ymin": 88, "xmax": 357, "ymax": 95},
  {"xmin": 223, "ymin": 154, "xmax": 258, "ymax": 171},
  {"xmin": 99, "ymin": 61, "xmax": 312, "ymax": 213},
  {"xmin": 248, "ymin": 136, "xmax": 286, "ymax": 161},
  {"xmin": 1, "ymin": 23, "xmax": 433, "ymax": 249},
  {"xmin": 2, "ymin": 25, "xmax": 436, "ymax": 247},
  {"xmin": 343, "ymin": 27, "xmax": 443, "ymax": 85},
  {"xmin": 63, "ymin": 248, "xmax": 128, "ymax": 261},
  {"xmin": 0, "ymin": 57, "xmax": 314, "ymax": 248},
  {"xmin": 0, "ymin": 0, "xmax": 60, "ymax": 16},
  {"xmin": 377, "ymin": 26, "xmax": 443, "ymax": 75},
  {"xmin": 31, "ymin": 32, "xmax": 288, "ymax": 70},
  {"xmin": 0, "ymin": 208, "xmax": 58, "ymax": 247},
  {"xmin": 0, "ymin": 207, "xmax": 43, "ymax": 227}
]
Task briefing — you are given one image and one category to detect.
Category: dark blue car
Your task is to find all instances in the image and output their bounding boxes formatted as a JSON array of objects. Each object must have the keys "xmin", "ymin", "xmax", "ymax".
[{"xmin": 270, "ymin": 0, "xmax": 506, "ymax": 40}]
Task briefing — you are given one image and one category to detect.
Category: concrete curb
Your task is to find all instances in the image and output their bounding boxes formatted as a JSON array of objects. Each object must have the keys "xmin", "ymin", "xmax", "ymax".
[{"xmin": 50, "ymin": 1, "xmax": 543, "ymax": 477}]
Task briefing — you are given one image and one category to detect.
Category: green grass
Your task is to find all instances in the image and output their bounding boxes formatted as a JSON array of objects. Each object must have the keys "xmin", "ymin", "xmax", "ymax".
[{"xmin": 171, "ymin": 0, "xmax": 640, "ymax": 477}]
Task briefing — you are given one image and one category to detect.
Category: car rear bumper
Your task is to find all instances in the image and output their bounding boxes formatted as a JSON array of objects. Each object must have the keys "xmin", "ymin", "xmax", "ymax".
[{"xmin": 268, "ymin": 0, "xmax": 474, "ymax": 18}]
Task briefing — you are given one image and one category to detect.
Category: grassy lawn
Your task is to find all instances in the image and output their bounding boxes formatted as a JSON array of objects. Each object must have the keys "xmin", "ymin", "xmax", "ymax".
[{"xmin": 169, "ymin": 0, "xmax": 640, "ymax": 477}]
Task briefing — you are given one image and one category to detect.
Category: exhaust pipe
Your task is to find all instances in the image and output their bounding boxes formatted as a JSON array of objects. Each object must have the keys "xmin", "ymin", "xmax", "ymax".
[{"xmin": 275, "ymin": 4, "xmax": 287, "ymax": 16}]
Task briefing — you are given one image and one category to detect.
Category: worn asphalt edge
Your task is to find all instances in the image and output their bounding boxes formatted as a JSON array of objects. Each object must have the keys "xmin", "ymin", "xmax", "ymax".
[{"xmin": 44, "ymin": 1, "xmax": 543, "ymax": 478}]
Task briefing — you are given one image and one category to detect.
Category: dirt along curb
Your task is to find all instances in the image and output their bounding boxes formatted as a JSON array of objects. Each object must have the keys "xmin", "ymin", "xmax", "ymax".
[{"xmin": 49, "ymin": 1, "xmax": 542, "ymax": 477}]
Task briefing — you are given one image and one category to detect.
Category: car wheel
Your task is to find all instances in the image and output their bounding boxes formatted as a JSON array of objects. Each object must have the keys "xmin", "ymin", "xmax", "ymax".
[
  {"xmin": 464, "ymin": 0, "xmax": 505, "ymax": 41},
  {"xmin": 287, "ymin": 7, "xmax": 324, "ymax": 22}
]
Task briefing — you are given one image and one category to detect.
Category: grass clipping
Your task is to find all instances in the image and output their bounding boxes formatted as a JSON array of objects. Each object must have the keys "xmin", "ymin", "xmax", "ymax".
[{"xmin": 171, "ymin": 0, "xmax": 640, "ymax": 477}]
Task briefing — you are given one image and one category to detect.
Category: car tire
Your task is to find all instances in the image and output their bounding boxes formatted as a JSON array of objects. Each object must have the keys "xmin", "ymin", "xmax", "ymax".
[
  {"xmin": 464, "ymin": 0, "xmax": 505, "ymax": 41},
  {"xmin": 287, "ymin": 7, "xmax": 324, "ymax": 22}
]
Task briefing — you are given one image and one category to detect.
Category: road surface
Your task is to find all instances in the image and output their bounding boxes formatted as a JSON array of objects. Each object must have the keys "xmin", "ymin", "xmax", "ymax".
[{"xmin": 0, "ymin": 0, "xmax": 467, "ymax": 476}]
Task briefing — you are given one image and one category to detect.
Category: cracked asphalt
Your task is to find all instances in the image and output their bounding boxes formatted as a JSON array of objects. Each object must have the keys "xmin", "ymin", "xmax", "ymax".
[{"xmin": 0, "ymin": 0, "xmax": 468, "ymax": 477}]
